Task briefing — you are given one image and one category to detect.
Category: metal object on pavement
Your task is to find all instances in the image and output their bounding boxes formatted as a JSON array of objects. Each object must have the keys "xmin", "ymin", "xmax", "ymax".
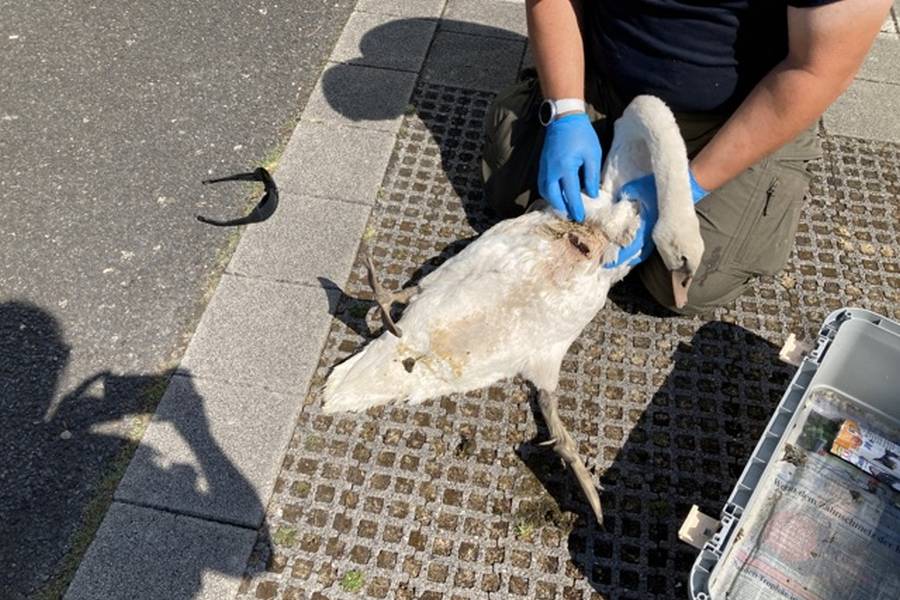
[{"xmin": 197, "ymin": 167, "xmax": 279, "ymax": 227}]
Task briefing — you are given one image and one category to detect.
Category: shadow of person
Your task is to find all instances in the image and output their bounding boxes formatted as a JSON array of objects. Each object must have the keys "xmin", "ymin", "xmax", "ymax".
[
  {"xmin": 321, "ymin": 18, "xmax": 528, "ymax": 234},
  {"xmin": 118, "ymin": 371, "xmax": 272, "ymax": 526},
  {"xmin": 518, "ymin": 321, "xmax": 794, "ymax": 598},
  {"xmin": 70, "ymin": 371, "xmax": 273, "ymax": 599},
  {"xmin": 0, "ymin": 301, "xmax": 269, "ymax": 599}
]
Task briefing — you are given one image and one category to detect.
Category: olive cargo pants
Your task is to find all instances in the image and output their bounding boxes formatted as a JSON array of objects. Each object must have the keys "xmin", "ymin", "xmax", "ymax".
[{"xmin": 481, "ymin": 70, "xmax": 822, "ymax": 315}]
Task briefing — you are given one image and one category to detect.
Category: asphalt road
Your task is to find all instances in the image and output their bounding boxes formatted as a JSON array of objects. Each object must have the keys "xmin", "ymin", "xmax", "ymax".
[{"xmin": 0, "ymin": 1, "xmax": 354, "ymax": 596}]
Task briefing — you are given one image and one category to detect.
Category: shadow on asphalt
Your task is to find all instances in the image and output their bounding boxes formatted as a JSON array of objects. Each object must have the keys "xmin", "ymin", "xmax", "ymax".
[
  {"xmin": 0, "ymin": 301, "xmax": 269, "ymax": 599},
  {"xmin": 518, "ymin": 321, "xmax": 792, "ymax": 596}
]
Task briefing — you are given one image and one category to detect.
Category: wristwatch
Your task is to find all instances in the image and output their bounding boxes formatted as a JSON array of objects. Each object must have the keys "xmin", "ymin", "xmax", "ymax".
[{"xmin": 539, "ymin": 98, "xmax": 587, "ymax": 126}]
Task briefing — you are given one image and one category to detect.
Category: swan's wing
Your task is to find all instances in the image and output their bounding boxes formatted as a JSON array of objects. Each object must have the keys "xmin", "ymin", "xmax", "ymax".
[{"xmin": 415, "ymin": 213, "xmax": 539, "ymax": 290}]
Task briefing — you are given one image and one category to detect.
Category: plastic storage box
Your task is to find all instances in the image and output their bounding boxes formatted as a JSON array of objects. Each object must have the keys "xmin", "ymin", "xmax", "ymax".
[{"xmin": 689, "ymin": 308, "xmax": 900, "ymax": 599}]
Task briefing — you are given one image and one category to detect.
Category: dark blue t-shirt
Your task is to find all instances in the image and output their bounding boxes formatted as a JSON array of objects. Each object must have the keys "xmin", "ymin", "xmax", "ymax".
[{"xmin": 584, "ymin": 1, "xmax": 843, "ymax": 114}]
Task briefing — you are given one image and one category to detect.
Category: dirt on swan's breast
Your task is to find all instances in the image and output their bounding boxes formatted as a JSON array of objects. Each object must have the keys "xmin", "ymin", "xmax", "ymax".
[
  {"xmin": 428, "ymin": 328, "xmax": 465, "ymax": 378},
  {"xmin": 425, "ymin": 298, "xmax": 523, "ymax": 379}
]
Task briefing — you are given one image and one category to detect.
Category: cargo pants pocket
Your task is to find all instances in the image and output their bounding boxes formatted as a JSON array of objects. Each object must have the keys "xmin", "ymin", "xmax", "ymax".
[{"xmin": 730, "ymin": 159, "xmax": 812, "ymax": 277}]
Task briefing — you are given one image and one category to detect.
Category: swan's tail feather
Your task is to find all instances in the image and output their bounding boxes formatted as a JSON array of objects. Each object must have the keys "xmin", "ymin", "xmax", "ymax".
[{"xmin": 322, "ymin": 336, "xmax": 414, "ymax": 413}]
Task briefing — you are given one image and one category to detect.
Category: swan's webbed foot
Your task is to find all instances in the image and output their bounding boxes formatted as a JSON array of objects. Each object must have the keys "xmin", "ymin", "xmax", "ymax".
[
  {"xmin": 363, "ymin": 247, "xmax": 419, "ymax": 338},
  {"xmin": 537, "ymin": 389, "xmax": 604, "ymax": 526}
]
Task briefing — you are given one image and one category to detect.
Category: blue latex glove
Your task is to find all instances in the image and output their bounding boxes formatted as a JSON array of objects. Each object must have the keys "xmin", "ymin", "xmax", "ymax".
[
  {"xmin": 538, "ymin": 113, "xmax": 602, "ymax": 223},
  {"xmin": 605, "ymin": 170, "xmax": 708, "ymax": 268}
]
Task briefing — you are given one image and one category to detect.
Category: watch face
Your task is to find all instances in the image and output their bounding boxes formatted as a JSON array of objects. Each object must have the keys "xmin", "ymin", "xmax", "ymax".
[{"xmin": 539, "ymin": 100, "xmax": 554, "ymax": 126}]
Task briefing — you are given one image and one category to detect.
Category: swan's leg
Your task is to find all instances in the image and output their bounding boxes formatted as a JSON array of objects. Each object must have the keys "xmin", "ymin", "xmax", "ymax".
[
  {"xmin": 537, "ymin": 389, "xmax": 604, "ymax": 525},
  {"xmin": 363, "ymin": 248, "xmax": 419, "ymax": 338}
]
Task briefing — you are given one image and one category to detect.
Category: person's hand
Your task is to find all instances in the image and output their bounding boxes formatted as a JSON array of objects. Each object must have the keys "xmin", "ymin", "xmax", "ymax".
[
  {"xmin": 605, "ymin": 170, "xmax": 708, "ymax": 268},
  {"xmin": 538, "ymin": 113, "xmax": 601, "ymax": 223}
]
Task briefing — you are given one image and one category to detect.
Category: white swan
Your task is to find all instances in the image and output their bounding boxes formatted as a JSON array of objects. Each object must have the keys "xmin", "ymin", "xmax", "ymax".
[{"xmin": 322, "ymin": 95, "xmax": 704, "ymax": 524}]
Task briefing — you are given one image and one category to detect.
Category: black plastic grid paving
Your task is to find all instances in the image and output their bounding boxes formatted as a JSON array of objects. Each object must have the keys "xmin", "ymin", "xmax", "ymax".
[{"xmin": 237, "ymin": 81, "xmax": 900, "ymax": 600}]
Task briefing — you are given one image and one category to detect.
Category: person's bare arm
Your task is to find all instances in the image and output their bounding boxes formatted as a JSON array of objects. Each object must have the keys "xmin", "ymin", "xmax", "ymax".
[
  {"xmin": 691, "ymin": 0, "xmax": 891, "ymax": 191},
  {"xmin": 526, "ymin": 0, "xmax": 585, "ymax": 101},
  {"xmin": 529, "ymin": 0, "xmax": 601, "ymax": 221}
]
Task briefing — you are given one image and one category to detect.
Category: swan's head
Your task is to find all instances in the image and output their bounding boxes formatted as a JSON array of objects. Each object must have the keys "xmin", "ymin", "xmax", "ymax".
[{"xmin": 650, "ymin": 197, "xmax": 705, "ymax": 309}]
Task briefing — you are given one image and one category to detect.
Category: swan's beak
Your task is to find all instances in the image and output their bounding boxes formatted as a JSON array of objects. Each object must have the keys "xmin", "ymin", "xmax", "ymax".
[
  {"xmin": 670, "ymin": 257, "xmax": 695, "ymax": 309},
  {"xmin": 671, "ymin": 271, "xmax": 692, "ymax": 309}
]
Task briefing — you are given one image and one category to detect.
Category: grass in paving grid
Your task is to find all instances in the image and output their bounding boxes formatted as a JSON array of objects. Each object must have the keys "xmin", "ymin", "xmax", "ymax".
[
  {"xmin": 340, "ymin": 570, "xmax": 365, "ymax": 593},
  {"xmin": 237, "ymin": 82, "xmax": 900, "ymax": 599}
]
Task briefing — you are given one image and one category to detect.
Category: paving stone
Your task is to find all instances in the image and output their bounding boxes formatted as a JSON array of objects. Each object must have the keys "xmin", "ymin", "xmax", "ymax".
[
  {"xmin": 275, "ymin": 120, "xmax": 396, "ymax": 203},
  {"xmin": 422, "ymin": 30, "xmax": 525, "ymax": 92},
  {"xmin": 442, "ymin": 0, "xmax": 528, "ymax": 39},
  {"xmin": 355, "ymin": 0, "xmax": 446, "ymax": 18},
  {"xmin": 65, "ymin": 502, "xmax": 255, "ymax": 600},
  {"xmin": 228, "ymin": 194, "xmax": 371, "ymax": 288},
  {"xmin": 330, "ymin": 12, "xmax": 437, "ymax": 72},
  {"xmin": 859, "ymin": 37, "xmax": 900, "ymax": 83},
  {"xmin": 304, "ymin": 63, "xmax": 417, "ymax": 133},
  {"xmin": 236, "ymin": 81, "xmax": 899, "ymax": 599},
  {"xmin": 824, "ymin": 79, "xmax": 900, "ymax": 143},
  {"xmin": 179, "ymin": 274, "xmax": 337, "ymax": 393},
  {"xmin": 115, "ymin": 375, "xmax": 298, "ymax": 528}
]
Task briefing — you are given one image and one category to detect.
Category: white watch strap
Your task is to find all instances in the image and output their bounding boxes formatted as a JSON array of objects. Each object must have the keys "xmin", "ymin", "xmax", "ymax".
[{"xmin": 554, "ymin": 98, "xmax": 586, "ymax": 115}]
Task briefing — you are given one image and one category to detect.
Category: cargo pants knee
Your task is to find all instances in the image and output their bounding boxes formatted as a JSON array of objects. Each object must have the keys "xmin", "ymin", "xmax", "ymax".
[{"xmin": 480, "ymin": 72, "xmax": 821, "ymax": 316}]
